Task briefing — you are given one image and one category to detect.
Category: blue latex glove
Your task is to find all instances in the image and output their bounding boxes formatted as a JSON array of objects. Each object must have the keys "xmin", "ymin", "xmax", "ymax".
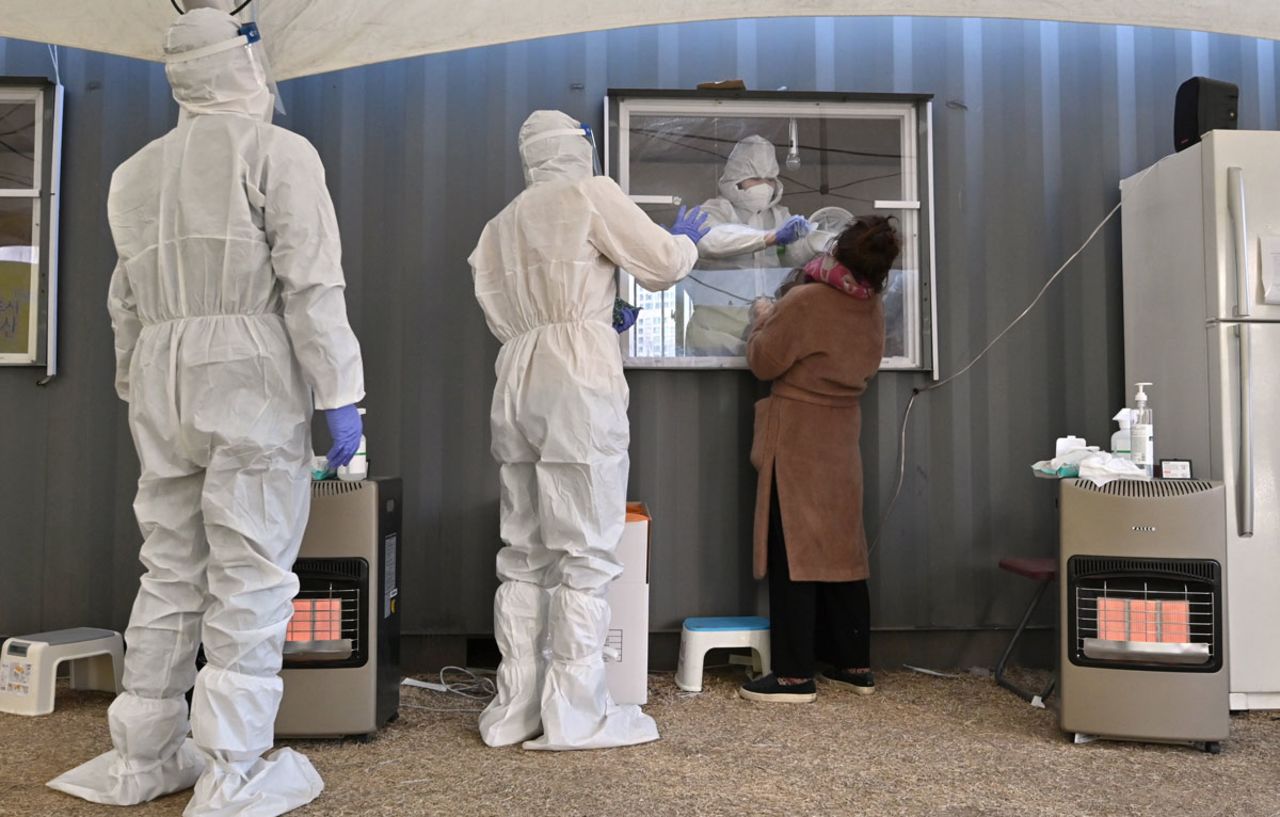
[
  {"xmin": 773, "ymin": 215, "xmax": 812, "ymax": 246},
  {"xmin": 324, "ymin": 404, "xmax": 363, "ymax": 467},
  {"xmin": 613, "ymin": 299, "xmax": 641, "ymax": 334},
  {"xmin": 668, "ymin": 205, "xmax": 710, "ymax": 244}
]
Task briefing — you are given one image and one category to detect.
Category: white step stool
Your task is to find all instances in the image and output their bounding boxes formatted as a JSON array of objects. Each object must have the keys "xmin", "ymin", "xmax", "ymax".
[
  {"xmin": 675, "ymin": 616, "xmax": 771, "ymax": 692},
  {"xmin": 0, "ymin": 628, "xmax": 124, "ymax": 716}
]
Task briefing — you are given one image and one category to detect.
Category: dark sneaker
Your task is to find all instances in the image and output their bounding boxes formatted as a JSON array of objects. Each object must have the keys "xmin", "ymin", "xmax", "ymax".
[
  {"xmin": 820, "ymin": 669, "xmax": 876, "ymax": 695},
  {"xmin": 738, "ymin": 674, "xmax": 817, "ymax": 703}
]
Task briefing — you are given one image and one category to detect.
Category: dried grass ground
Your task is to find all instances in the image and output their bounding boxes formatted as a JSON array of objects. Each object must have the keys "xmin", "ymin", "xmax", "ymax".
[{"xmin": 2, "ymin": 668, "xmax": 1277, "ymax": 817}]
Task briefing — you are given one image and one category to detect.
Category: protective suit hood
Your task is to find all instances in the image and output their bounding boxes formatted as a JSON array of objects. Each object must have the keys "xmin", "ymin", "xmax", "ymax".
[
  {"xmin": 518, "ymin": 110, "xmax": 594, "ymax": 187},
  {"xmin": 718, "ymin": 135, "xmax": 784, "ymax": 213},
  {"xmin": 164, "ymin": 8, "xmax": 274, "ymax": 121}
]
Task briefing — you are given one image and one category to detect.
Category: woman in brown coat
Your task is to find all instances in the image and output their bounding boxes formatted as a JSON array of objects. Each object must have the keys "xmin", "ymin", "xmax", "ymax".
[{"xmin": 739, "ymin": 216, "xmax": 901, "ymax": 703}]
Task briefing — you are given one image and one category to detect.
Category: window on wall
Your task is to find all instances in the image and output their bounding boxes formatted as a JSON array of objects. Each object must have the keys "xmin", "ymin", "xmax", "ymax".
[
  {"xmin": 607, "ymin": 90, "xmax": 937, "ymax": 373},
  {"xmin": 0, "ymin": 78, "xmax": 63, "ymax": 376}
]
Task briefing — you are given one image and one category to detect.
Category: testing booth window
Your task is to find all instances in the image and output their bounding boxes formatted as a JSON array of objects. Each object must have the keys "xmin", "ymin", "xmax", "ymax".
[
  {"xmin": 0, "ymin": 79, "xmax": 63, "ymax": 373},
  {"xmin": 607, "ymin": 91, "xmax": 937, "ymax": 372}
]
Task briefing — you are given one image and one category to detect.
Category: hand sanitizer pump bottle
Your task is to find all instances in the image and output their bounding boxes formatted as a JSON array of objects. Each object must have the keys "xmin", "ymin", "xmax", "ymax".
[{"xmin": 1131, "ymin": 383, "xmax": 1154, "ymax": 477}]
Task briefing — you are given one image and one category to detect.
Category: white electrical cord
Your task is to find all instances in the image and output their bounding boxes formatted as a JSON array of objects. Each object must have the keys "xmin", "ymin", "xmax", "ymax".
[
  {"xmin": 399, "ymin": 666, "xmax": 496, "ymax": 713},
  {"xmin": 868, "ymin": 163, "xmax": 1154, "ymax": 553}
]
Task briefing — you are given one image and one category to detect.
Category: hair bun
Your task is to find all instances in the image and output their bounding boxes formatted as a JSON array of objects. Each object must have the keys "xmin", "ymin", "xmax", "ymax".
[
  {"xmin": 829, "ymin": 215, "xmax": 902, "ymax": 294},
  {"xmin": 863, "ymin": 223, "xmax": 901, "ymax": 255}
]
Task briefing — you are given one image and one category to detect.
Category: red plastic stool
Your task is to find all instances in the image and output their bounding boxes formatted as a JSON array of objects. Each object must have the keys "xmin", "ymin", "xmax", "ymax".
[{"xmin": 994, "ymin": 557, "xmax": 1057, "ymax": 705}]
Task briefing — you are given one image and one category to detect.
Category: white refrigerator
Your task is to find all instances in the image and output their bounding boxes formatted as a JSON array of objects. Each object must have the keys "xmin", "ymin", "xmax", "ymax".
[{"xmin": 1120, "ymin": 130, "xmax": 1280, "ymax": 711}]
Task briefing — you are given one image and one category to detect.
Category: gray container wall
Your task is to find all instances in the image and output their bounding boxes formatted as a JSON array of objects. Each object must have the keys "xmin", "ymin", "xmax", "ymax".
[{"xmin": 2, "ymin": 19, "xmax": 1277, "ymax": 640}]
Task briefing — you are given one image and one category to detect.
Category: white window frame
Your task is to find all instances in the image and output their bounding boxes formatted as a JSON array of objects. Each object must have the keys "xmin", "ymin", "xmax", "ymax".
[
  {"xmin": 609, "ymin": 94, "xmax": 937, "ymax": 375},
  {"xmin": 0, "ymin": 81, "xmax": 62, "ymax": 376}
]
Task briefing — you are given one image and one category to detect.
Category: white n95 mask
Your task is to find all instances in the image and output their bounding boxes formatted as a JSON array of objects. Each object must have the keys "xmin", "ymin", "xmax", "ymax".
[{"xmin": 738, "ymin": 183, "xmax": 774, "ymax": 213}]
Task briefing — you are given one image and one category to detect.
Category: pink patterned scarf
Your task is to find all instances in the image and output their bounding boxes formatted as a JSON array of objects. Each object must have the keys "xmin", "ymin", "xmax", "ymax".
[{"xmin": 802, "ymin": 254, "xmax": 873, "ymax": 300}]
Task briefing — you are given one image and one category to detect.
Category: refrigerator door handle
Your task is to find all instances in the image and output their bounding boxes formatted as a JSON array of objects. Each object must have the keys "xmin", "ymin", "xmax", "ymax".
[
  {"xmin": 1236, "ymin": 323, "xmax": 1255, "ymax": 538},
  {"xmin": 1227, "ymin": 167, "xmax": 1252, "ymax": 318}
]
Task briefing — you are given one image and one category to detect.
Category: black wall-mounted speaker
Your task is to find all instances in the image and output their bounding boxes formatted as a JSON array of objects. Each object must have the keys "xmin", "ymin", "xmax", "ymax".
[{"xmin": 1174, "ymin": 77, "xmax": 1238, "ymax": 153}]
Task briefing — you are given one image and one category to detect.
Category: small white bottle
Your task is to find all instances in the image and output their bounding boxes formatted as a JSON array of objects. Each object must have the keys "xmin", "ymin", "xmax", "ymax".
[
  {"xmin": 1130, "ymin": 383, "xmax": 1155, "ymax": 477},
  {"xmin": 338, "ymin": 408, "xmax": 368, "ymax": 482},
  {"xmin": 1111, "ymin": 409, "xmax": 1134, "ymax": 460}
]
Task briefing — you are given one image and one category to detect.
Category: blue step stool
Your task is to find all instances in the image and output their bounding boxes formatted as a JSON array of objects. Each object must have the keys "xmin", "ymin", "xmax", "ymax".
[{"xmin": 675, "ymin": 616, "xmax": 771, "ymax": 692}]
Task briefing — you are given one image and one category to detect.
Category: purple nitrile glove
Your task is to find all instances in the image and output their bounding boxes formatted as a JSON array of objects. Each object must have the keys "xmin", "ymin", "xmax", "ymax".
[
  {"xmin": 669, "ymin": 205, "xmax": 711, "ymax": 244},
  {"xmin": 324, "ymin": 404, "xmax": 363, "ymax": 467}
]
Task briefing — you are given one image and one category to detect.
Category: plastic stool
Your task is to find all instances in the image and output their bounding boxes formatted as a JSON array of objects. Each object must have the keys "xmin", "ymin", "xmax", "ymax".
[
  {"xmin": 0, "ymin": 628, "xmax": 124, "ymax": 716},
  {"xmin": 676, "ymin": 616, "xmax": 771, "ymax": 692},
  {"xmin": 994, "ymin": 558, "xmax": 1058, "ymax": 706}
]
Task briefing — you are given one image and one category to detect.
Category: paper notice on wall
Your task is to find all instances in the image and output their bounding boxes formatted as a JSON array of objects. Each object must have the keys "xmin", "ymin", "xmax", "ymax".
[
  {"xmin": 1, "ymin": 660, "xmax": 32, "ymax": 696},
  {"xmin": 1262, "ymin": 237, "xmax": 1280, "ymax": 305}
]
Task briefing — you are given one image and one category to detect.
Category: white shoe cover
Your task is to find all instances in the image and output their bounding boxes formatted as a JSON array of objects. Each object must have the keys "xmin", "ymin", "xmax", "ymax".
[
  {"xmin": 479, "ymin": 581, "xmax": 549, "ymax": 747},
  {"xmin": 183, "ymin": 747, "xmax": 323, "ymax": 817},
  {"xmin": 522, "ymin": 588, "xmax": 659, "ymax": 751},
  {"xmin": 47, "ymin": 737, "xmax": 206, "ymax": 805}
]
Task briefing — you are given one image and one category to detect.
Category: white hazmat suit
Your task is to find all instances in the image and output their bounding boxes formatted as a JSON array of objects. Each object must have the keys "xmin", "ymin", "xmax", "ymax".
[
  {"xmin": 686, "ymin": 135, "xmax": 830, "ymax": 354},
  {"xmin": 697, "ymin": 135, "xmax": 829, "ymax": 267},
  {"xmin": 469, "ymin": 110, "xmax": 698, "ymax": 750},
  {"xmin": 48, "ymin": 9, "xmax": 363, "ymax": 816}
]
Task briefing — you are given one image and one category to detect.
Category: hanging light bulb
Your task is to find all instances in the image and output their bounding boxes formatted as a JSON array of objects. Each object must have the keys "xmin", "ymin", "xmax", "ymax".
[{"xmin": 786, "ymin": 118, "xmax": 801, "ymax": 171}]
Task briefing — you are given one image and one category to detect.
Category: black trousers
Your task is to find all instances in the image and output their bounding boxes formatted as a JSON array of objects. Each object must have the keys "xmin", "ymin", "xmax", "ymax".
[{"xmin": 768, "ymin": 482, "xmax": 871, "ymax": 678}]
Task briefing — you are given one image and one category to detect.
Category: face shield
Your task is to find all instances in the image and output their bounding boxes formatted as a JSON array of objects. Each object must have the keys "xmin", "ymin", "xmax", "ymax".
[{"xmin": 519, "ymin": 123, "xmax": 601, "ymax": 176}]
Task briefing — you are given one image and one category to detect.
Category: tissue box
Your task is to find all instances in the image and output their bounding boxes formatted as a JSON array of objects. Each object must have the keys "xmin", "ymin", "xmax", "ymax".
[{"xmin": 605, "ymin": 504, "xmax": 651, "ymax": 706}]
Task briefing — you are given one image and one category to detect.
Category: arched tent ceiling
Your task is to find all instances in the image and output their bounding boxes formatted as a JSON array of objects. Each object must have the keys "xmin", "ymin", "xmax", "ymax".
[{"xmin": 2, "ymin": 1, "xmax": 1277, "ymax": 81}]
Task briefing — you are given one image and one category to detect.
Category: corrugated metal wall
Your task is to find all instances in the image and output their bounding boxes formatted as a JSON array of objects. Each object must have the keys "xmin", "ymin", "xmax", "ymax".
[{"xmin": 2, "ymin": 18, "xmax": 1277, "ymax": 641}]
